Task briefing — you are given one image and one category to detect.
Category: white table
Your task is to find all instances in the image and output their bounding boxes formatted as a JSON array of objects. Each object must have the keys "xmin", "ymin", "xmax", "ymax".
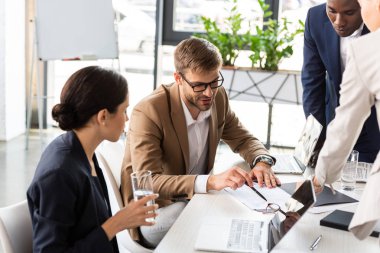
[{"xmin": 154, "ymin": 176, "xmax": 379, "ymax": 253}]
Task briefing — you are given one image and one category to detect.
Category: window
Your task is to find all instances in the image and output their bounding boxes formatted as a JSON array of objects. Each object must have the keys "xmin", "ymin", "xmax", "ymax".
[
  {"xmin": 163, "ymin": 0, "xmax": 265, "ymax": 45},
  {"xmin": 278, "ymin": 0, "xmax": 325, "ymax": 70}
]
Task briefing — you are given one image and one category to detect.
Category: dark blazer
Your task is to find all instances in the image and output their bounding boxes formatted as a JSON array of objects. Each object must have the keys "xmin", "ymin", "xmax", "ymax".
[
  {"xmin": 301, "ymin": 3, "xmax": 380, "ymax": 163},
  {"xmin": 27, "ymin": 131, "xmax": 118, "ymax": 253}
]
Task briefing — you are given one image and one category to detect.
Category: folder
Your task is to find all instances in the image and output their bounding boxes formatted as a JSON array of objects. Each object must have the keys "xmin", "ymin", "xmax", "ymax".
[
  {"xmin": 280, "ymin": 182, "xmax": 358, "ymax": 207},
  {"xmin": 320, "ymin": 209, "xmax": 379, "ymax": 237}
]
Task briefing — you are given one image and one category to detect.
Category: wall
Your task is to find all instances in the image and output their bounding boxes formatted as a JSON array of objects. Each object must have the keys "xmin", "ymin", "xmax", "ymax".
[{"xmin": 0, "ymin": 0, "xmax": 26, "ymax": 141}]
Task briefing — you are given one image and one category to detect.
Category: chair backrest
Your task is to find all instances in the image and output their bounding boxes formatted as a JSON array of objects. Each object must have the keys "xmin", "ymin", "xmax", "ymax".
[
  {"xmin": 97, "ymin": 140, "xmax": 125, "ymax": 187},
  {"xmin": 0, "ymin": 200, "xmax": 33, "ymax": 253},
  {"xmin": 96, "ymin": 140, "xmax": 153, "ymax": 253}
]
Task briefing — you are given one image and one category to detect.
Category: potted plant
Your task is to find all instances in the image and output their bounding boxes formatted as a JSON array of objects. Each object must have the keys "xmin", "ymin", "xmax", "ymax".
[
  {"xmin": 193, "ymin": 0, "xmax": 249, "ymax": 67},
  {"xmin": 194, "ymin": 0, "xmax": 304, "ymax": 70},
  {"xmin": 248, "ymin": 0, "xmax": 304, "ymax": 71},
  {"xmin": 194, "ymin": 0, "xmax": 305, "ymax": 148}
]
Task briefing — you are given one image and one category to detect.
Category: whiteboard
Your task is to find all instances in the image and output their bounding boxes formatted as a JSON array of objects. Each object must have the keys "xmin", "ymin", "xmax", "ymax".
[{"xmin": 35, "ymin": 0, "xmax": 118, "ymax": 60}]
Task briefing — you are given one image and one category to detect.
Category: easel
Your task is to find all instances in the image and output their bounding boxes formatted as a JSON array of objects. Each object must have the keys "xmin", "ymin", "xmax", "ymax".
[
  {"xmin": 25, "ymin": 19, "xmax": 44, "ymax": 150},
  {"xmin": 25, "ymin": 16, "xmax": 121, "ymax": 150}
]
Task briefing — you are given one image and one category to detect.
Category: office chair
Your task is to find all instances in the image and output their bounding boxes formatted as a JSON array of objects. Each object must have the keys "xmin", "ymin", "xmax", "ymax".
[
  {"xmin": 0, "ymin": 200, "xmax": 33, "ymax": 253},
  {"xmin": 96, "ymin": 140, "xmax": 153, "ymax": 253}
]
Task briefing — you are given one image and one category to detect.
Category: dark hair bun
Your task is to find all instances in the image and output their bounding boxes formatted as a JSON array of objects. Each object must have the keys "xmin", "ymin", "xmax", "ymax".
[
  {"xmin": 51, "ymin": 103, "xmax": 77, "ymax": 130},
  {"xmin": 52, "ymin": 66, "xmax": 128, "ymax": 131}
]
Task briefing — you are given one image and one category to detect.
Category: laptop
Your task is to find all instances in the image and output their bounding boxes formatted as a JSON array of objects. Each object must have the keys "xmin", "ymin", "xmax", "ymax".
[
  {"xmin": 272, "ymin": 114, "xmax": 323, "ymax": 174},
  {"xmin": 194, "ymin": 180, "xmax": 316, "ymax": 253}
]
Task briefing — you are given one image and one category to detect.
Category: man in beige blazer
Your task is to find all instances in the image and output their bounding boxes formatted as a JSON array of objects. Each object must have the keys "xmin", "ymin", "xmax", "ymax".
[
  {"xmin": 121, "ymin": 37, "xmax": 280, "ymax": 247},
  {"xmin": 313, "ymin": 0, "xmax": 380, "ymax": 243}
]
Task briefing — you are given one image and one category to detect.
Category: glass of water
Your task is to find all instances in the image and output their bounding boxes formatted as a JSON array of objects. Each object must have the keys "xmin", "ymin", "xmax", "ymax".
[
  {"xmin": 130, "ymin": 170, "xmax": 155, "ymax": 222},
  {"xmin": 341, "ymin": 150, "xmax": 359, "ymax": 191}
]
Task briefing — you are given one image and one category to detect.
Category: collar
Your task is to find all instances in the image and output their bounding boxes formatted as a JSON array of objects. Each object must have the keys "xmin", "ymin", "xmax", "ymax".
[
  {"xmin": 349, "ymin": 23, "xmax": 364, "ymax": 38},
  {"xmin": 180, "ymin": 98, "xmax": 211, "ymax": 127}
]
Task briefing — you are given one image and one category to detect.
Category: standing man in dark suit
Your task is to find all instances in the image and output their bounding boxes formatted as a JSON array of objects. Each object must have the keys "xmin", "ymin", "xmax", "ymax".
[{"xmin": 302, "ymin": 0, "xmax": 380, "ymax": 163}]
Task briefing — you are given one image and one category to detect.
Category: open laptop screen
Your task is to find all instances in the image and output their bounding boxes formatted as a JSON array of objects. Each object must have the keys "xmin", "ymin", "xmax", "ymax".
[
  {"xmin": 293, "ymin": 115, "xmax": 323, "ymax": 166},
  {"xmin": 272, "ymin": 115, "xmax": 322, "ymax": 174}
]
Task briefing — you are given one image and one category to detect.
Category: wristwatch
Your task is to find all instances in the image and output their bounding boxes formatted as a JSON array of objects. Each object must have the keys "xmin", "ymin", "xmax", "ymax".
[{"xmin": 252, "ymin": 155, "xmax": 275, "ymax": 168}]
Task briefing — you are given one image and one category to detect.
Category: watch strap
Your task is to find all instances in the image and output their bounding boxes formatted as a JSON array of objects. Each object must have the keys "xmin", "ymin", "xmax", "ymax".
[{"xmin": 252, "ymin": 155, "xmax": 275, "ymax": 167}]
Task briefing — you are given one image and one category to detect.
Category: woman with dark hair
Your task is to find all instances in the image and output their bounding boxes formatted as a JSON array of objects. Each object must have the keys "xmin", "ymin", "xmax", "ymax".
[{"xmin": 27, "ymin": 66, "xmax": 158, "ymax": 253}]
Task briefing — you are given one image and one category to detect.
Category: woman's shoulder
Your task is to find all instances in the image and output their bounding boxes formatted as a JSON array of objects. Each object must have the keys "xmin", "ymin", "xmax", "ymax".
[{"xmin": 31, "ymin": 132, "xmax": 89, "ymax": 186}]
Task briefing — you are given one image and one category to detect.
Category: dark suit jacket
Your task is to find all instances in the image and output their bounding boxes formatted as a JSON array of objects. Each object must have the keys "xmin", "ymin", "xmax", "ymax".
[
  {"xmin": 301, "ymin": 3, "xmax": 380, "ymax": 162},
  {"xmin": 27, "ymin": 131, "xmax": 118, "ymax": 253}
]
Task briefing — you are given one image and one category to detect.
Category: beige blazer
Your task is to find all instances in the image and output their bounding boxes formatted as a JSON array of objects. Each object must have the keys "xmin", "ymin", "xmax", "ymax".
[
  {"xmin": 121, "ymin": 84, "xmax": 268, "ymax": 206},
  {"xmin": 315, "ymin": 30, "xmax": 380, "ymax": 242},
  {"xmin": 121, "ymin": 83, "xmax": 269, "ymax": 240}
]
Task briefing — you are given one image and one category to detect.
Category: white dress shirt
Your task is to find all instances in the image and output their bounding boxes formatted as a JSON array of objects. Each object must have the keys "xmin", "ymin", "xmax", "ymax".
[
  {"xmin": 340, "ymin": 23, "xmax": 364, "ymax": 72},
  {"xmin": 181, "ymin": 99, "xmax": 211, "ymax": 193}
]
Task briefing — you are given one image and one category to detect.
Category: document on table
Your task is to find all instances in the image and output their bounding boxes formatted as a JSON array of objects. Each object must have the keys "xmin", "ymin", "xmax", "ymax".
[{"xmin": 224, "ymin": 184, "xmax": 291, "ymax": 211}]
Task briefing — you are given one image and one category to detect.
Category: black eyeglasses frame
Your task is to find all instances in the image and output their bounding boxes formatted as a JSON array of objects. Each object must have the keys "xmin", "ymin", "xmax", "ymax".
[{"xmin": 179, "ymin": 71, "xmax": 224, "ymax": 92}]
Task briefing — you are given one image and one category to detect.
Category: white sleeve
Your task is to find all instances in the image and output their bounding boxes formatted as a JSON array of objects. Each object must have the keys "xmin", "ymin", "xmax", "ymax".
[
  {"xmin": 315, "ymin": 42, "xmax": 375, "ymax": 185},
  {"xmin": 194, "ymin": 175, "xmax": 210, "ymax": 193}
]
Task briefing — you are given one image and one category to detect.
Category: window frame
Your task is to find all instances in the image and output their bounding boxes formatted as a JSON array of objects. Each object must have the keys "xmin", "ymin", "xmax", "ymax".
[{"xmin": 161, "ymin": 0, "xmax": 280, "ymax": 46}]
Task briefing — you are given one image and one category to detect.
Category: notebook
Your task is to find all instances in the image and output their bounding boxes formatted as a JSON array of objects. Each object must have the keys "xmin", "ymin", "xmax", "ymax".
[
  {"xmin": 194, "ymin": 180, "xmax": 316, "ymax": 253},
  {"xmin": 320, "ymin": 209, "xmax": 380, "ymax": 237},
  {"xmin": 272, "ymin": 114, "xmax": 323, "ymax": 174}
]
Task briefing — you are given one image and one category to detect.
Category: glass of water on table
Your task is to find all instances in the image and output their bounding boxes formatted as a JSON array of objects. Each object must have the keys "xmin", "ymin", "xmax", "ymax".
[
  {"xmin": 341, "ymin": 150, "xmax": 359, "ymax": 191},
  {"xmin": 131, "ymin": 170, "xmax": 156, "ymax": 222}
]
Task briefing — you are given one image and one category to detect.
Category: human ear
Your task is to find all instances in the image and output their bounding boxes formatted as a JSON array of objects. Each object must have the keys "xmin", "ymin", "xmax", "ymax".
[
  {"xmin": 174, "ymin": 72, "xmax": 182, "ymax": 84},
  {"xmin": 97, "ymin": 109, "xmax": 108, "ymax": 126}
]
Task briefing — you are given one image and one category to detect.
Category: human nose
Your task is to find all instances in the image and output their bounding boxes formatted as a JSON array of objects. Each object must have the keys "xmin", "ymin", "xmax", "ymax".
[
  {"xmin": 202, "ymin": 84, "xmax": 213, "ymax": 97},
  {"xmin": 334, "ymin": 14, "xmax": 345, "ymax": 27},
  {"xmin": 124, "ymin": 110, "xmax": 129, "ymax": 122}
]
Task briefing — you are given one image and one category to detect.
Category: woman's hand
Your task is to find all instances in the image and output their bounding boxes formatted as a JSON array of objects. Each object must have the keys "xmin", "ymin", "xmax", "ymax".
[
  {"xmin": 312, "ymin": 176, "xmax": 324, "ymax": 194},
  {"xmin": 102, "ymin": 194, "xmax": 159, "ymax": 240}
]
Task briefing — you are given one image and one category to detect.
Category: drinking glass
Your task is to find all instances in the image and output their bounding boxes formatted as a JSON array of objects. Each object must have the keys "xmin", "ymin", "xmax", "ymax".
[
  {"xmin": 341, "ymin": 150, "xmax": 359, "ymax": 191},
  {"xmin": 130, "ymin": 170, "xmax": 155, "ymax": 222}
]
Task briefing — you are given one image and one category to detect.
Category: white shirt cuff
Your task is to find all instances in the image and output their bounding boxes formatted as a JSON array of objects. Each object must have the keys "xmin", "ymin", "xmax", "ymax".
[{"xmin": 194, "ymin": 175, "xmax": 210, "ymax": 193}]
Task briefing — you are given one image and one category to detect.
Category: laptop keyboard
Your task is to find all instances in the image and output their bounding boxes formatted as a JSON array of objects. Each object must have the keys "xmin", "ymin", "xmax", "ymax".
[
  {"xmin": 227, "ymin": 219, "xmax": 262, "ymax": 251},
  {"xmin": 274, "ymin": 155, "xmax": 302, "ymax": 173}
]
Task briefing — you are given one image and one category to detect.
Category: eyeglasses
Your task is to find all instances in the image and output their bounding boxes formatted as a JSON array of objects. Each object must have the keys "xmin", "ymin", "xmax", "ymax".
[
  {"xmin": 256, "ymin": 203, "xmax": 286, "ymax": 216},
  {"xmin": 179, "ymin": 71, "xmax": 224, "ymax": 92}
]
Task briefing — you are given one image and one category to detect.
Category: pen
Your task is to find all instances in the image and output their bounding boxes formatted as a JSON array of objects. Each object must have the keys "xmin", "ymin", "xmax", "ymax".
[
  {"xmin": 247, "ymin": 184, "xmax": 268, "ymax": 201},
  {"xmin": 310, "ymin": 234, "xmax": 322, "ymax": 251}
]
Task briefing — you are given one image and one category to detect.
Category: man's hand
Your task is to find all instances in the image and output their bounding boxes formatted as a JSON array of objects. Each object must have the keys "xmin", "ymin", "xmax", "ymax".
[
  {"xmin": 207, "ymin": 166, "xmax": 253, "ymax": 191},
  {"xmin": 250, "ymin": 162, "xmax": 280, "ymax": 188}
]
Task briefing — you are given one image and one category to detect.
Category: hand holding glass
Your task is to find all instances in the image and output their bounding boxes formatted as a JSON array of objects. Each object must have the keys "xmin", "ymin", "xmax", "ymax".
[
  {"xmin": 341, "ymin": 150, "xmax": 359, "ymax": 191},
  {"xmin": 131, "ymin": 170, "xmax": 156, "ymax": 222}
]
